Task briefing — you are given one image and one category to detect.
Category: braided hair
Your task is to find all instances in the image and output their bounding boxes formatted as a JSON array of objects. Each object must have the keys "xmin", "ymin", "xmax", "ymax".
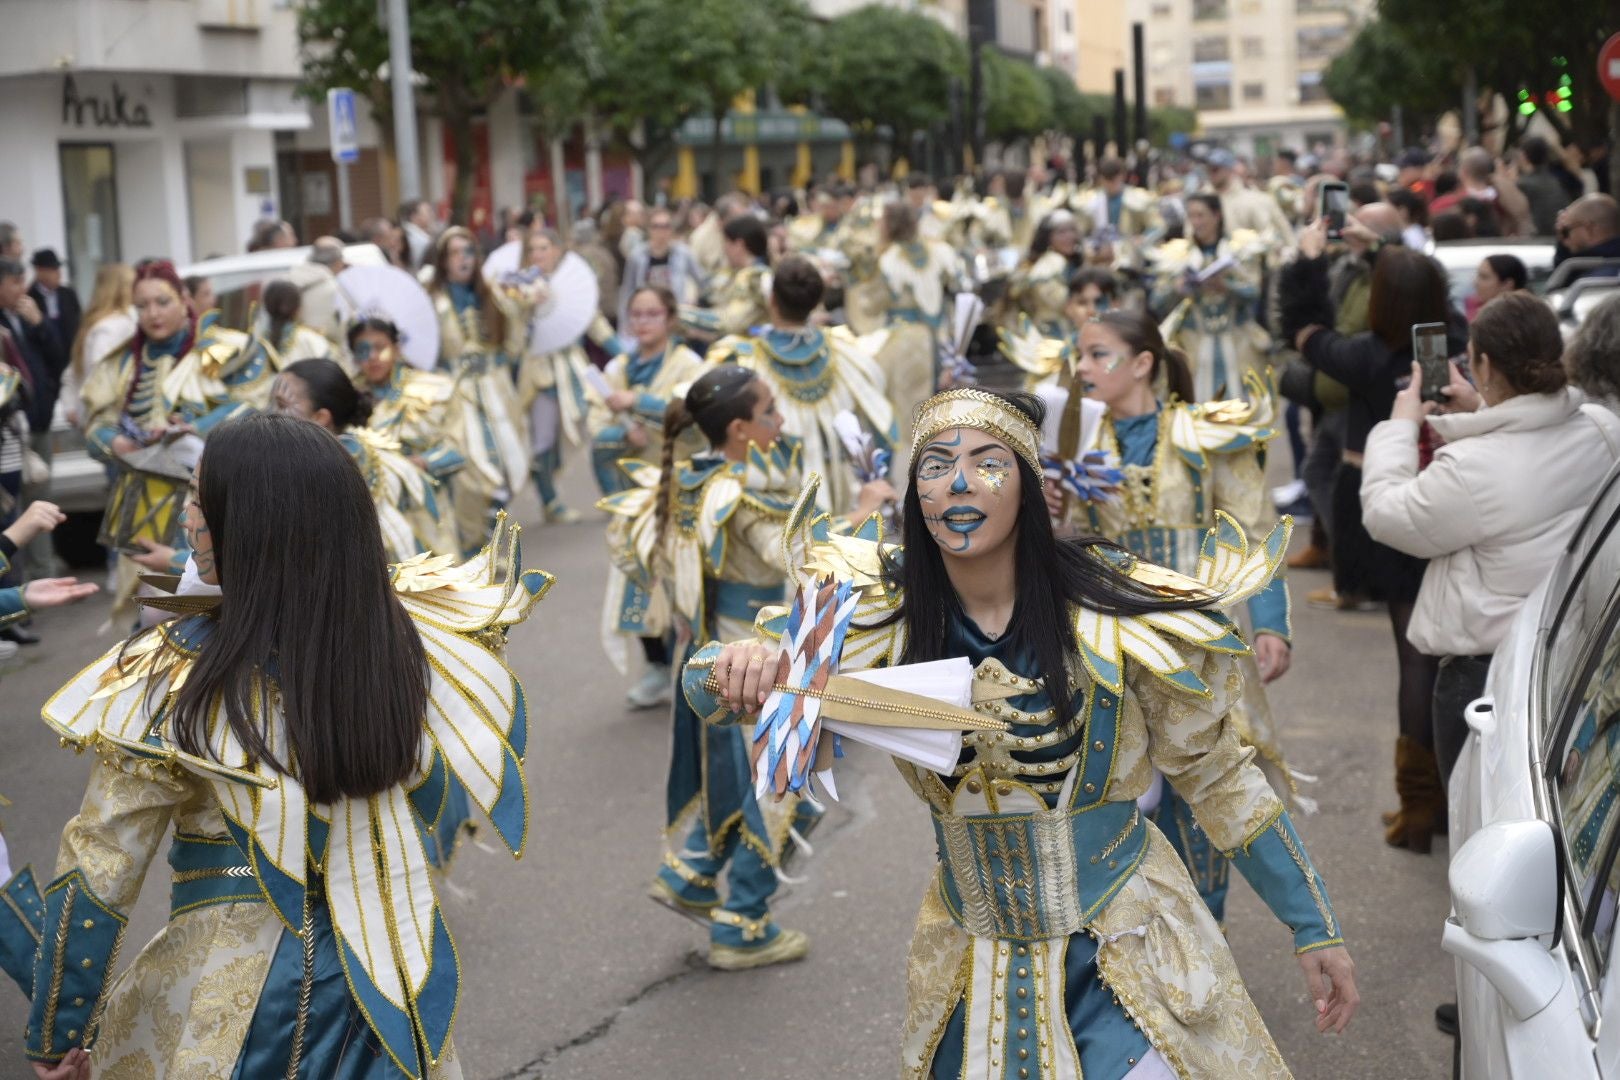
[{"xmin": 653, "ymin": 365, "xmax": 762, "ymax": 557}]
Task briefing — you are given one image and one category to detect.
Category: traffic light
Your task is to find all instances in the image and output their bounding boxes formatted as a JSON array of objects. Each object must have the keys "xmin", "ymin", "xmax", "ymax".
[{"xmin": 1518, "ymin": 88, "xmax": 1536, "ymax": 117}]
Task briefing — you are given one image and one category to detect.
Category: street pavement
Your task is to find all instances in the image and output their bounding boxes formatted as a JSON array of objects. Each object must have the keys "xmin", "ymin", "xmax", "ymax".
[{"xmin": 0, "ymin": 463, "xmax": 1456, "ymax": 1079}]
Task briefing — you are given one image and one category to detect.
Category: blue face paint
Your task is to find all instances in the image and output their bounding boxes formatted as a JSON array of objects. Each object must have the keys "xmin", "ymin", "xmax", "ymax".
[{"xmin": 950, "ymin": 467, "xmax": 970, "ymax": 494}]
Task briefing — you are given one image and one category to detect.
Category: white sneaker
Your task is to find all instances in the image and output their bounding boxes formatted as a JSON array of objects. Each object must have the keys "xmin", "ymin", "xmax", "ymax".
[
  {"xmin": 0, "ymin": 640, "xmax": 19, "ymax": 664},
  {"xmin": 1271, "ymin": 479, "xmax": 1307, "ymax": 510},
  {"xmin": 626, "ymin": 664, "xmax": 673, "ymax": 709}
]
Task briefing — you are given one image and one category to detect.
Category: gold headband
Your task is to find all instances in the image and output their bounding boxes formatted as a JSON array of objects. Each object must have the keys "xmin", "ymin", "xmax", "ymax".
[{"xmin": 911, "ymin": 389, "xmax": 1044, "ymax": 480}]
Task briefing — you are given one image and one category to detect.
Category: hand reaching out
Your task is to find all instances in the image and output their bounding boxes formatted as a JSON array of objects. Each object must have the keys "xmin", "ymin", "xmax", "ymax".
[
  {"xmin": 22, "ymin": 578, "xmax": 99, "ymax": 610},
  {"xmin": 2, "ymin": 501, "xmax": 66, "ymax": 549}
]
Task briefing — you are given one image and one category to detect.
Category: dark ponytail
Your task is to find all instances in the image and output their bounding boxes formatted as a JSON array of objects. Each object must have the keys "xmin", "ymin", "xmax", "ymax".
[
  {"xmin": 1093, "ymin": 310, "xmax": 1196, "ymax": 403},
  {"xmin": 652, "ymin": 365, "xmax": 763, "ymax": 555},
  {"xmin": 262, "ymin": 279, "xmax": 301, "ymax": 350},
  {"xmin": 283, "ymin": 358, "xmax": 373, "ymax": 429}
]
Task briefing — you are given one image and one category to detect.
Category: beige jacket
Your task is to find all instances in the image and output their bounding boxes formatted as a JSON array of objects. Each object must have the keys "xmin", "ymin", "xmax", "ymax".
[{"xmin": 1361, "ymin": 388, "xmax": 1620, "ymax": 656}]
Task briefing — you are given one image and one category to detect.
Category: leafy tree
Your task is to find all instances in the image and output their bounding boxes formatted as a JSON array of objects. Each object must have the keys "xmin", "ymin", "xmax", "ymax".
[
  {"xmin": 809, "ymin": 6, "xmax": 968, "ymax": 158},
  {"xmin": 654, "ymin": 0, "xmax": 814, "ymax": 185},
  {"xmin": 983, "ymin": 51, "xmax": 1054, "ymax": 144},
  {"xmin": 1038, "ymin": 66, "xmax": 1090, "ymax": 136},
  {"xmin": 297, "ymin": 0, "xmax": 591, "ymax": 224},
  {"xmin": 1330, "ymin": 0, "xmax": 1616, "ymax": 149}
]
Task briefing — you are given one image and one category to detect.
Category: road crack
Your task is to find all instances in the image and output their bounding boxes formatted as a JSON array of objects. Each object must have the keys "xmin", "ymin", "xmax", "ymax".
[{"xmin": 489, "ymin": 952, "xmax": 707, "ymax": 1078}]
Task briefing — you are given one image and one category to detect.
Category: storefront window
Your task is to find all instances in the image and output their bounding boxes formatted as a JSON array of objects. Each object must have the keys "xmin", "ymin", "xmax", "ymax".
[{"xmin": 59, "ymin": 143, "xmax": 119, "ymax": 287}]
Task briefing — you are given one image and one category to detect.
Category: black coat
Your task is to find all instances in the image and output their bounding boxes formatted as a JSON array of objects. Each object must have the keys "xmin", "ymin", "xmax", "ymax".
[
  {"xmin": 1278, "ymin": 254, "xmax": 1467, "ymax": 454},
  {"xmin": 28, "ymin": 282, "xmax": 81, "ymax": 368}
]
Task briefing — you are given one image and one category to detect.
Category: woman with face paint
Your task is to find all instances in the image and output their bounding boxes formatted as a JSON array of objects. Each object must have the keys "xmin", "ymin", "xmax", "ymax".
[
  {"xmin": 426, "ymin": 227, "xmax": 533, "ymax": 555},
  {"xmin": 600, "ymin": 365, "xmax": 893, "ymax": 972},
  {"xmin": 19, "ymin": 413, "xmax": 550, "ymax": 1080},
  {"xmin": 81, "ymin": 260, "xmax": 266, "ymax": 624},
  {"xmin": 693, "ymin": 387, "xmax": 1357, "ymax": 1079},
  {"xmin": 348, "ymin": 316, "xmax": 465, "ymax": 492},
  {"xmin": 1147, "ymin": 194, "xmax": 1270, "ymax": 403},
  {"xmin": 1057, "ymin": 309, "xmax": 1298, "ymax": 933},
  {"xmin": 516, "ymin": 228, "xmax": 623, "ymax": 524}
]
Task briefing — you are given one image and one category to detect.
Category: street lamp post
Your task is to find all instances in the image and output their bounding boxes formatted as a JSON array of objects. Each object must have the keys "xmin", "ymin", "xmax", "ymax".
[{"xmin": 387, "ymin": 0, "xmax": 422, "ymax": 202}]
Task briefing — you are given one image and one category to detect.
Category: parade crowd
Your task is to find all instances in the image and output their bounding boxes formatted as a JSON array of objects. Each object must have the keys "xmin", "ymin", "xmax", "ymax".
[{"xmin": 0, "ymin": 128, "xmax": 1617, "ymax": 1079}]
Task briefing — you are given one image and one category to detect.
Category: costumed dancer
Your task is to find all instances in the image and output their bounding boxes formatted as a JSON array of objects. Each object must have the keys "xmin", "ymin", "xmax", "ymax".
[
  {"xmin": 679, "ymin": 215, "xmax": 772, "ymax": 346},
  {"xmin": 1148, "ymin": 194, "xmax": 1270, "ymax": 404},
  {"xmin": 874, "ymin": 201, "xmax": 964, "ymax": 450},
  {"xmin": 1059, "ymin": 310, "xmax": 1299, "ymax": 928},
  {"xmin": 352, "ymin": 316, "xmax": 466, "ymax": 502},
  {"xmin": 692, "ymin": 387, "xmax": 1358, "ymax": 1080},
  {"xmin": 588, "ymin": 284, "xmax": 709, "ymax": 707},
  {"xmin": 254, "ymin": 279, "xmax": 336, "ymax": 368},
  {"xmin": 428, "ymin": 227, "xmax": 532, "ymax": 555},
  {"xmin": 1007, "ymin": 211, "xmax": 1079, "ymax": 337},
  {"xmin": 707, "ymin": 256, "xmax": 896, "ymax": 516},
  {"xmin": 518, "ymin": 228, "xmax": 620, "ymax": 524},
  {"xmin": 998, "ymin": 268, "xmax": 1123, "ymax": 394},
  {"xmin": 81, "ymin": 260, "xmax": 264, "ymax": 622},
  {"xmin": 9, "ymin": 414, "xmax": 549, "ymax": 1079},
  {"xmin": 1073, "ymin": 158, "xmax": 1163, "ymax": 279},
  {"xmin": 599, "ymin": 366, "xmax": 892, "ymax": 970}
]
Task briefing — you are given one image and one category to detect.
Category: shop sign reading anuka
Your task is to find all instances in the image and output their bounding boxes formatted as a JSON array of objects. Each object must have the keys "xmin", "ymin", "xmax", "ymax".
[{"xmin": 62, "ymin": 74, "xmax": 153, "ymax": 130}]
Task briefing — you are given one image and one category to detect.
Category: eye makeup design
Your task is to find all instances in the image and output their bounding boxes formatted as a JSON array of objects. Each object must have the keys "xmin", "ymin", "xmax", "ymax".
[{"xmin": 975, "ymin": 459, "xmax": 1010, "ymax": 493}]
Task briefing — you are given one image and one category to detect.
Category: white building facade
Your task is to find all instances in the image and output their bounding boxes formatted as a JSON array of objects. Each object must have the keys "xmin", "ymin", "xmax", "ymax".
[{"xmin": 0, "ymin": 0, "xmax": 312, "ymax": 284}]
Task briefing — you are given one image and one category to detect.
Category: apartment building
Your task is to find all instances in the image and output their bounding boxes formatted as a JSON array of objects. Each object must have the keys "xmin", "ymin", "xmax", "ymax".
[{"xmin": 1133, "ymin": 0, "xmax": 1369, "ymax": 155}]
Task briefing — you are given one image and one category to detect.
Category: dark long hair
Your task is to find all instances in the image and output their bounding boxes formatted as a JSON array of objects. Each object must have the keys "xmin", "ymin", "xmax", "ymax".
[
  {"xmin": 167, "ymin": 414, "xmax": 427, "ymax": 803},
  {"xmin": 884, "ymin": 390, "xmax": 1204, "ymax": 721},
  {"xmin": 1367, "ymin": 246, "xmax": 1450, "ymax": 350},
  {"xmin": 653, "ymin": 366, "xmax": 762, "ymax": 554},
  {"xmin": 283, "ymin": 357, "xmax": 372, "ymax": 428},
  {"xmin": 1092, "ymin": 310, "xmax": 1196, "ymax": 403},
  {"xmin": 430, "ymin": 226, "xmax": 507, "ymax": 347}
]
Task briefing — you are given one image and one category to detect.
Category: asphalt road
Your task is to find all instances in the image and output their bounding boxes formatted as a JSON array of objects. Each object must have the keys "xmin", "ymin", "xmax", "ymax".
[{"xmin": 0, "ymin": 463, "xmax": 1456, "ymax": 1080}]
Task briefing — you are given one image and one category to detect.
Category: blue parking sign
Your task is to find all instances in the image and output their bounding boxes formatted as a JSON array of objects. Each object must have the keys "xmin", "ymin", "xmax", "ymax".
[{"xmin": 328, "ymin": 88, "xmax": 361, "ymax": 165}]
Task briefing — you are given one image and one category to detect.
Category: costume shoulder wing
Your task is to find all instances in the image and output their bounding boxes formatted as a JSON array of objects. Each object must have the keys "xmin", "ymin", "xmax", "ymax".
[
  {"xmin": 1164, "ymin": 370, "xmax": 1278, "ymax": 467},
  {"xmin": 997, "ymin": 317, "xmax": 1069, "ymax": 379},
  {"xmin": 1072, "ymin": 513, "xmax": 1290, "ymax": 697}
]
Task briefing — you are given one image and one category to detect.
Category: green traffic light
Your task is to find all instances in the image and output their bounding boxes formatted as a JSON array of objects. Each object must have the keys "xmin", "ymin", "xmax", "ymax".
[
  {"xmin": 1519, "ymin": 101, "xmax": 1537, "ymax": 115},
  {"xmin": 1557, "ymin": 101, "xmax": 1573, "ymax": 113}
]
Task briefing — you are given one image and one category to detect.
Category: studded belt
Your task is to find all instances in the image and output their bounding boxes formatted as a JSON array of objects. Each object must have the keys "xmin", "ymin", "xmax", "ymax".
[{"xmin": 931, "ymin": 799, "xmax": 1145, "ymax": 941}]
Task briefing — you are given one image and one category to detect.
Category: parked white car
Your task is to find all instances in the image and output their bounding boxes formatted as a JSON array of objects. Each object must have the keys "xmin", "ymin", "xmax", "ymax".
[
  {"xmin": 1447, "ymin": 460, "xmax": 1620, "ymax": 1078},
  {"xmin": 1428, "ymin": 238, "xmax": 1559, "ymax": 307}
]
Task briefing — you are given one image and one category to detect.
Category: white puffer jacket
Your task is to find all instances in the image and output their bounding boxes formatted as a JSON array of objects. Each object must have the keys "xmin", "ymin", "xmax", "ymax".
[{"xmin": 1361, "ymin": 387, "xmax": 1620, "ymax": 657}]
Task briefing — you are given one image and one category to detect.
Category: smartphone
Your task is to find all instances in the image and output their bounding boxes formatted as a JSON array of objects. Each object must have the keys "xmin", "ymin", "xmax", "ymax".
[
  {"xmin": 1319, "ymin": 181, "xmax": 1349, "ymax": 240},
  {"xmin": 1412, "ymin": 322, "xmax": 1450, "ymax": 403}
]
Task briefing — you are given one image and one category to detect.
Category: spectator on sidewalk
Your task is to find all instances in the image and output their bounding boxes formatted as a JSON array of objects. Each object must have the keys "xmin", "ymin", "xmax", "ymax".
[
  {"xmin": 399, "ymin": 199, "xmax": 439, "ymax": 269},
  {"xmin": 1553, "ymin": 194, "xmax": 1620, "ymax": 282},
  {"xmin": 27, "ymin": 250, "xmax": 80, "ymax": 361},
  {"xmin": 1362, "ymin": 292, "xmax": 1620, "ymax": 782},
  {"xmin": 618, "ymin": 207, "xmax": 700, "ymax": 329},
  {"xmin": 1515, "ymin": 137, "xmax": 1572, "ymax": 237}
]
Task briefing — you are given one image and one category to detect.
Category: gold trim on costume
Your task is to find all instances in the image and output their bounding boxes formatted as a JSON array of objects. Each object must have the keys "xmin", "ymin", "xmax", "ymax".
[{"xmin": 911, "ymin": 389, "xmax": 1043, "ymax": 479}]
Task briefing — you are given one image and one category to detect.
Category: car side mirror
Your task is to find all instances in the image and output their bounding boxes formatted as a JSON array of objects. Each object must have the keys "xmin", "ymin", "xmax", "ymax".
[{"xmin": 1442, "ymin": 819, "xmax": 1566, "ymax": 1021}]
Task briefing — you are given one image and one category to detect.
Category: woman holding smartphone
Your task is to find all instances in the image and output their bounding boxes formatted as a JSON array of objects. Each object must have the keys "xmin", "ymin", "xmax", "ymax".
[
  {"xmin": 1280, "ymin": 219, "xmax": 1465, "ymax": 854},
  {"xmin": 1361, "ymin": 292, "xmax": 1620, "ymax": 785}
]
